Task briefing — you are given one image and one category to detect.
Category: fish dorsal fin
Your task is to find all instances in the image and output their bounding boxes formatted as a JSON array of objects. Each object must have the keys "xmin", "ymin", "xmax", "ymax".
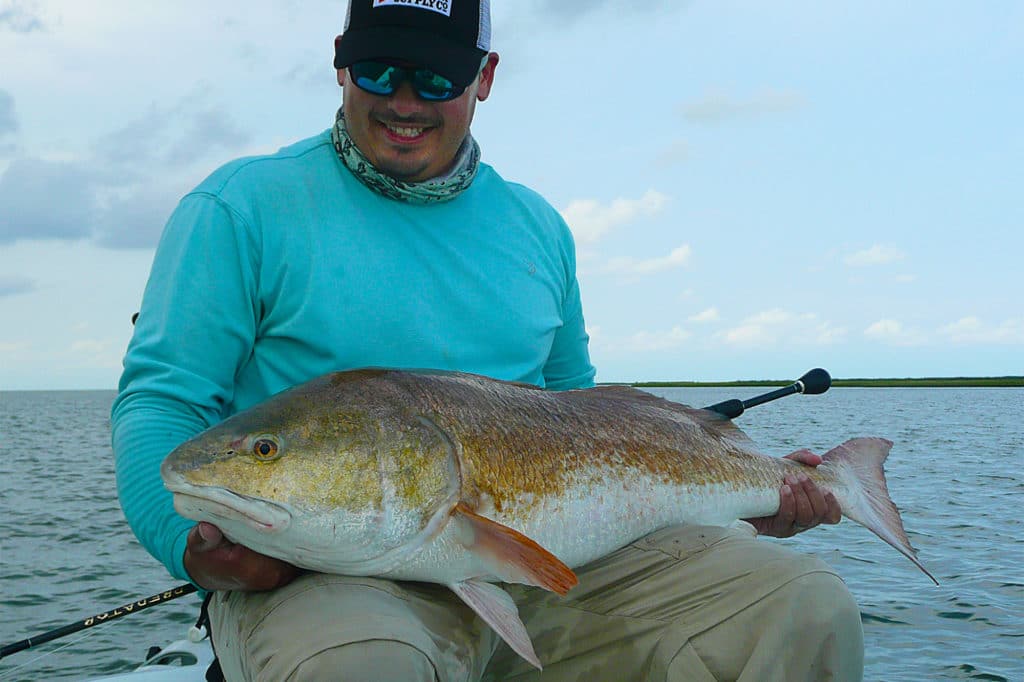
[
  {"xmin": 690, "ymin": 407, "xmax": 759, "ymax": 451},
  {"xmin": 585, "ymin": 384, "xmax": 682, "ymax": 408},
  {"xmin": 448, "ymin": 579, "xmax": 542, "ymax": 670},
  {"xmin": 394, "ymin": 368, "xmax": 544, "ymax": 391},
  {"xmin": 586, "ymin": 386, "xmax": 758, "ymax": 452},
  {"xmin": 453, "ymin": 503, "xmax": 578, "ymax": 596}
]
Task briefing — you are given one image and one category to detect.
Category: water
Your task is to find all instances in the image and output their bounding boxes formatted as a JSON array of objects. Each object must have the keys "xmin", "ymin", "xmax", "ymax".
[{"xmin": 1, "ymin": 387, "xmax": 1022, "ymax": 681}]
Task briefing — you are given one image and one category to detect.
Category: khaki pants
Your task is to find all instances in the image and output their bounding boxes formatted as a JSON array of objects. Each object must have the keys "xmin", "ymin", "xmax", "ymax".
[{"xmin": 210, "ymin": 523, "xmax": 864, "ymax": 681}]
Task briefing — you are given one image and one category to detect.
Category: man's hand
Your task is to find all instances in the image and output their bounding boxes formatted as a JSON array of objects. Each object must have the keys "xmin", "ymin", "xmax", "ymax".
[
  {"xmin": 184, "ymin": 522, "xmax": 300, "ymax": 591},
  {"xmin": 744, "ymin": 449, "xmax": 843, "ymax": 538}
]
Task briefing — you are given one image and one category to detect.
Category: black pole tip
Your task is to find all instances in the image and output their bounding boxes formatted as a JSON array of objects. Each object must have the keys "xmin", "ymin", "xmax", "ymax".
[
  {"xmin": 705, "ymin": 398, "xmax": 744, "ymax": 419},
  {"xmin": 799, "ymin": 368, "xmax": 831, "ymax": 395}
]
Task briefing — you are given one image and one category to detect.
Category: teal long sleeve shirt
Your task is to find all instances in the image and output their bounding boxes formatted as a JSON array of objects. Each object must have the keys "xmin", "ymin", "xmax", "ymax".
[{"xmin": 111, "ymin": 130, "xmax": 596, "ymax": 582}]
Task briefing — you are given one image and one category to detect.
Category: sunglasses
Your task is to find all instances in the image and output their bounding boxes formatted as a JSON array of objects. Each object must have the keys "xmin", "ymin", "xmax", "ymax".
[{"xmin": 348, "ymin": 57, "xmax": 487, "ymax": 102}]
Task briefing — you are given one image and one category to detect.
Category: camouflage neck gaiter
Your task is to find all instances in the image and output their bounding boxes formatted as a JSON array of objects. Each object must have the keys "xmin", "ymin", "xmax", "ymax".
[{"xmin": 331, "ymin": 107, "xmax": 480, "ymax": 204}]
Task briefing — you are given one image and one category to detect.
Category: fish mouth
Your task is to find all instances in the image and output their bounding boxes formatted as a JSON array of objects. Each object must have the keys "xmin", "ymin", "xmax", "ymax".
[{"xmin": 165, "ymin": 475, "xmax": 292, "ymax": 534}]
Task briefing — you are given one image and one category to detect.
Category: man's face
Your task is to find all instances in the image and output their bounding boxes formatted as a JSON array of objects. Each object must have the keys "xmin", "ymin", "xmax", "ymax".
[{"xmin": 337, "ymin": 52, "xmax": 498, "ymax": 183}]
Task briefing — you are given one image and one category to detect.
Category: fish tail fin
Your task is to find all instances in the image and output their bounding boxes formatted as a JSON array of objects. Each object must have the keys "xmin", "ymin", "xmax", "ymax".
[{"xmin": 824, "ymin": 437, "xmax": 938, "ymax": 585}]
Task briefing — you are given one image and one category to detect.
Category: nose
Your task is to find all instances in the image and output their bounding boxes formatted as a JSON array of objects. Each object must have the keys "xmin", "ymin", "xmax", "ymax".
[{"xmin": 387, "ymin": 79, "xmax": 427, "ymax": 117}]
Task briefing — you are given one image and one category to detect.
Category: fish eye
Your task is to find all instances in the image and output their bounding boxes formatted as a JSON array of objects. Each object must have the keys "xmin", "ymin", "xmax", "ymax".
[{"xmin": 251, "ymin": 436, "xmax": 281, "ymax": 462}]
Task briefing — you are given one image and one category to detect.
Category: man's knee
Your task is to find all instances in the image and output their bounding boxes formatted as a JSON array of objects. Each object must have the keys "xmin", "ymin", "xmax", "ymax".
[
  {"xmin": 773, "ymin": 571, "xmax": 865, "ymax": 679},
  {"xmin": 781, "ymin": 571, "xmax": 863, "ymax": 639},
  {"xmin": 287, "ymin": 639, "xmax": 438, "ymax": 682},
  {"xmin": 676, "ymin": 571, "xmax": 864, "ymax": 681}
]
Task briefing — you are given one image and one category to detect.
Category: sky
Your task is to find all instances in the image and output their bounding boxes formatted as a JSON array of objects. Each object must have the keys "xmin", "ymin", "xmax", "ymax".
[{"xmin": 0, "ymin": 1, "xmax": 1021, "ymax": 390}]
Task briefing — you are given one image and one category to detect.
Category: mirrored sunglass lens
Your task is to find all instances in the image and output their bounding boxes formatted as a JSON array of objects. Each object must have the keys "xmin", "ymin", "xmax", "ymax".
[
  {"xmin": 350, "ymin": 61, "xmax": 462, "ymax": 100},
  {"xmin": 412, "ymin": 70, "xmax": 456, "ymax": 100},
  {"xmin": 352, "ymin": 62, "xmax": 397, "ymax": 94}
]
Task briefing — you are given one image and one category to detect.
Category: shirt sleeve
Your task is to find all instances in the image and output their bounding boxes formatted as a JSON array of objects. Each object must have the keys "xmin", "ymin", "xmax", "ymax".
[
  {"xmin": 110, "ymin": 191, "xmax": 260, "ymax": 580},
  {"xmin": 542, "ymin": 228, "xmax": 596, "ymax": 391}
]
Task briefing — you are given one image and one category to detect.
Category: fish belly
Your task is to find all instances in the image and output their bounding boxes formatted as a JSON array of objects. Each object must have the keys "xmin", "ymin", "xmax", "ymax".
[
  {"xmin": 509, "ymin": 477, "xmax": 783, "ymax": 569},
  {"xmin": 381, "ymin": 473, "xmax": 783, "ymax": 585}
]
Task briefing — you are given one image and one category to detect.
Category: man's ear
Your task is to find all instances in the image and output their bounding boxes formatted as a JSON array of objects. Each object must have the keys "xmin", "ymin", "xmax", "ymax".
[{"xmin": 476, "ymin": 52, "xmax": 499, "ymax": 102}]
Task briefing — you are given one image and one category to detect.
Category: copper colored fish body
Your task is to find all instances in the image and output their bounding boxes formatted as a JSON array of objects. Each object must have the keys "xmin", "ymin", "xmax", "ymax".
[{"xmin": 162, "ymin": 368, "xmax": 934, "ymax": 669}]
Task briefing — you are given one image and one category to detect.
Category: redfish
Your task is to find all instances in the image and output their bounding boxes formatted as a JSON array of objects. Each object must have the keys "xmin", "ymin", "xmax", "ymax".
[{"xmin": 162, "ymin": 369, "xmax": 934, "ymax": 669}]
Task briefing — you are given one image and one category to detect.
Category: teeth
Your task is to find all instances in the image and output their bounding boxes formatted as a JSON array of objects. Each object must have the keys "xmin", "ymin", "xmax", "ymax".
[{"xmin": 386, "ymin": 123, "xmax": 426, "ymax": 138}]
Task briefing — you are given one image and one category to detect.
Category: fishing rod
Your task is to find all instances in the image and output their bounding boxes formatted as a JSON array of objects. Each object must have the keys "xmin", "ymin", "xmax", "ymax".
[
  {"xmin": 0, "ymin": 583, "xmax": 198, "ymax": 661},
  {"xmin": 0, "ymin": 370, "xmax": 829, "ymax": 662},
  {"xmin": 703, "ymin": 367, "xmax": 832, "ymax": 419}
]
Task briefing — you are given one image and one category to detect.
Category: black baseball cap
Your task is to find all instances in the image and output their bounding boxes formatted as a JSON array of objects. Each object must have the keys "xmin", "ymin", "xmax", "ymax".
[{"xmin": 334, "ymin": 0, "xmax": 492, "ymax": 88}]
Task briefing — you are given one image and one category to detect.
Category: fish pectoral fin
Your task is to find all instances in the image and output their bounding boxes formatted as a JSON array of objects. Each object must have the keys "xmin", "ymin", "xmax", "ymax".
[
  {"xmin": 453, "ymin": 502, "xmax": 578, "ymax": 596},
  {"xmin": 449, "ymin": 579, "xmax": 542, "ymax": 671}
]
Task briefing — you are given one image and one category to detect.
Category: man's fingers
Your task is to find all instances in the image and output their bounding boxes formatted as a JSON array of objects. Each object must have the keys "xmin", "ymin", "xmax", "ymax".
[
  {"xmin": 774, "ymin": 484, "xmax": 797, "ymax": 537},
  {"xmin": 185, "ymin": 523, "xmax": 300, "ymax": 591},
  {"xmin": 190, "ymin": 522, "xmax": 226, "ymax": 552},
  {"xmin": 744, "ymin": 468, "xmax": 847, "ymax": 538},
  {"xmin": 824, "ymin": 492, "xmax": 843, "ymax": 524},
  {"xmin": 787, "ymin": 474, "xmax": 814, "ymax": 525},
  {"xmin": 800, "ymin": 474, "xmax": 830, "ymax": 520},
  {"xmin": 232, "ymin": 546, "xmax": 300, "ymax": 590},
  {"xmin": 783, "ymin": 449, "xmax": 822, "ymax": 467}
]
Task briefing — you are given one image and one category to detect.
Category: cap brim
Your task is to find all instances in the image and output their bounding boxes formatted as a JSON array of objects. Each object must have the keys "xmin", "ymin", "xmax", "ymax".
[{"xmin": 335, "ymin": 26, "xmax": 486, "ymax": 88}]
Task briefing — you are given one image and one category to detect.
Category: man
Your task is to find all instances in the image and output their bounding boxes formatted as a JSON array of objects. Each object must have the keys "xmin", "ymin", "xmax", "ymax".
[{"xmin": 113, "ymin": 1, "xmax": 862, "ymax": 680}]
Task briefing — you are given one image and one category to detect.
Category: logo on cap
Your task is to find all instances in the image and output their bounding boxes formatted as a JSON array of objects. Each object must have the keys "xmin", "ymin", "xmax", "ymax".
[{"xmin": 373, "ymin": 0, "xmax": 453, "ymax": 18}]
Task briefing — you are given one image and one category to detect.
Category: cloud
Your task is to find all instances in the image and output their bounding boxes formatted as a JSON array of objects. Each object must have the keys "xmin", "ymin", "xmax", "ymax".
[
  {"xmin": 682, "ymin": 89, "xmax": 806, "ymax": 124},
  {"xmin": 720, "ymin": 309, "xmax": 817, "ymax": 346},
  {"xmin": 70, "ymin": 339, "xmax": 111, "ymax": 355},
  {"xmin": 532, "ymin": 0, "xmax": 613, "ymax": 17},
  {"xmin": 0, "ymin": 340, "xmax": 29, "ymax": 353},
  {"xmin": 863, "ymin": 319, "xmax": 927, "ymax": 346},
  {"xmin": 654, "ymin": 139, "xmax": 689, "ymax": 168},
  {"xmin": 813, "ymin": 322, "xmax": 849, "ymax": 344},
  {"xmin": 0, "ymin": 96, "xmax": 251, "ymax": 249},
  {"xmin": 94, "ymin": 100, "xmax": 250, "ymax": 174},
  {"xmin": 165, "ymin": 110, "xmax": 251, "ymax": 167},
  {"xmin": 93, "ymin": 183, "xmax": 183, "ymax": 249},
  {"xmin": 66, "ymin": 337, "xmax": 123, "ymax": 371},
  {"xmin": 0, "ymin": 274, "xmax": 35, "ymax": 297},
  {"xmin": 602, "ymin": 308, "xmax": 844, "ymax": 355},
  {"xmin": 622, "ymin": 325, "xmax": 691, "ymax": 352},
  {"xmin": 0, "ymin": 89, "xmax": 17, "ymax": 136},
  {"xmin": 939, "ymin": 316, "xmax": 1024, "ymax": 345},
  {"xmin": 0, "ymin": 157, "xmax": 98, "ymax": 242},
  {"xmin": 528, "ymin": 0, "xmax": 680, "ymax": 22},
  {"xmin": 0, "ymin": 2, "xmax": 46, "ymax": 33},
  {"xmin": 561, "ymin": 189, "xmax": 669, "ymax": 244},
  {"xmin": 605, "ymin": 244, "xmax": 691, "ymax": 275},
  {"xmin": 689, "ymin": 307, "xmax": 719, "ymax": 323},
  {"xmin": 279, "ymin": 58, "xmax": 332, "ymax": 89},
  {"xmin": 844, "ymin": 244, "xmax": 905, "ymax": 267}
]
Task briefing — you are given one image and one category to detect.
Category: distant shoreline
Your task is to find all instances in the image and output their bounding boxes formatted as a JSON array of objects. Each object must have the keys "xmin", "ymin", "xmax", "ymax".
[
  {"xmin": 3, "ymin": 376, "xmax": 1023, "ymax": 393},
  {"xmin": 628, "ymin": 376, "xmax": 1024, "ymax": 388}
]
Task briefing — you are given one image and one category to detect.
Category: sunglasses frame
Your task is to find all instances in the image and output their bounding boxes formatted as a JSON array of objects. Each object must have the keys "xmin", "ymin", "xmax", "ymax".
[{"xmin": 348, "ymin": 56, "xmax": 490, "ymax": 102}]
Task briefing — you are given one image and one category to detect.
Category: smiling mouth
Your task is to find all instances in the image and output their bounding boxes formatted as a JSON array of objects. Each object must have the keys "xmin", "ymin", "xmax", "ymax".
[{"xmin": 380, "ymin": 120, "xmax": 432, "ymax": 142}]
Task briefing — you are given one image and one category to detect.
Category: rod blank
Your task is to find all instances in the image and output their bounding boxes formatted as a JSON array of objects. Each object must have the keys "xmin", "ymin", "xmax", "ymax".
[
  {"xmin": 0, "ymin": 584, "xmax": 198, "ymax": 660},
  {"xmin": 704, "ymin": 368, "xmax": 832, "ymax": 419}
]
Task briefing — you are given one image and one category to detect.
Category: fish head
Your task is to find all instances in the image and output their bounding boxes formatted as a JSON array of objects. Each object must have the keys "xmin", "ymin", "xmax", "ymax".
[{"xmin": 161, "ymin": 370, "xmax": 463, "ymax": 574}]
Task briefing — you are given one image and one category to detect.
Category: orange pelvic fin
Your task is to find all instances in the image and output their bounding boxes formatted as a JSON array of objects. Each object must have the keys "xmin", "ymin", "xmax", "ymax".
[{"xmin": 454, "ymin": 502, "xmax": 578, "ymax": 595}]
